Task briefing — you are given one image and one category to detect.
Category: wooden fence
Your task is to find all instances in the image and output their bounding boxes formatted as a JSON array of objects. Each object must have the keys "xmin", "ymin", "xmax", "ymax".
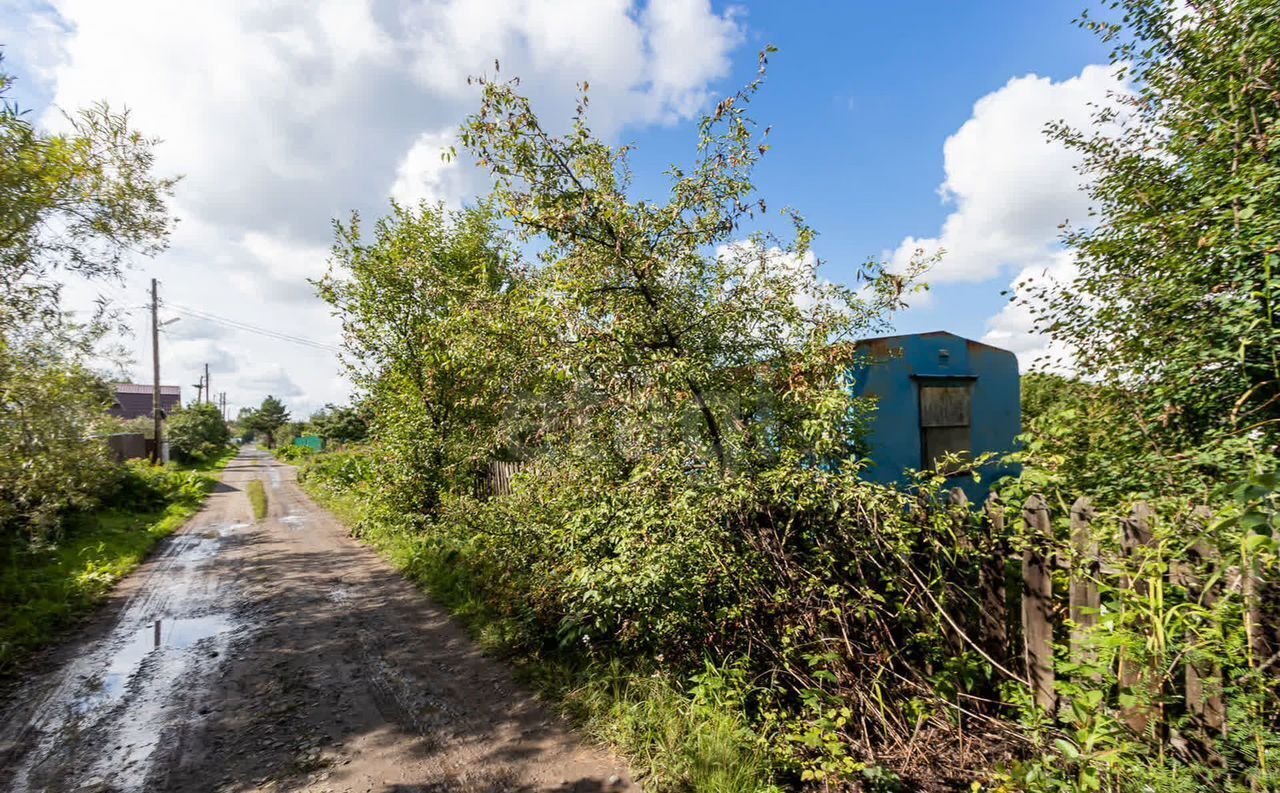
[
  {"xmin": 472, "ymin": 462, "xmax": 1275, "ymax": 751},
  {"xmin": 956, "ymin": 488, "xmax": 1277, "ymax": 755},
  {"xmin": 475, "ymin": 460, "xmax": 527, "ymax": 498}
]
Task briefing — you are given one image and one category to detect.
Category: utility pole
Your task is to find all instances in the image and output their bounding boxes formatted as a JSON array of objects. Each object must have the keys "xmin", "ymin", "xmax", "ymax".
[
  {"xmin": 150, "ymin": 278, "xmax": 161, "ymax": 466},
  {"xmin": 193, "ymin": 376, "xmax": 204, "ymax": 405},
  {"xmin": 204, "ymin": 363, "xmax": 210, "ymax": 405}
]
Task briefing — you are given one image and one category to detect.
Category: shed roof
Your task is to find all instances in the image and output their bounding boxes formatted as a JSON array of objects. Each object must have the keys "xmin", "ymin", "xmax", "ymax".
[{"xmin": 113, "ymin": 383, "xmax": 182, "ymax": 395}]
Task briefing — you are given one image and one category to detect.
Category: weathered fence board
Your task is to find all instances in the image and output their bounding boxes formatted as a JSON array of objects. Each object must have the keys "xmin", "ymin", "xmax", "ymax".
[
  {"xmin": 1021, "ymin": 494, "xmax": 1056, "ymax": 713},
  {"xmin": 477, "ymin": 460, "xmax": 527, "ymax": 498},
  {"xmin": 980, "ymin": 491, "xmax": 1008, "ymax": 663},
  {"xmin": 1183, "ymin": 506, "xmax": 1225, "ymax": 746},
  {"xmin": 1069, "ymin": 496, "xmax": 1100, "ymax": 670},
  {"xmin": 1119, "ymin": 502, "xmax": 1156, "ymax": 735}
]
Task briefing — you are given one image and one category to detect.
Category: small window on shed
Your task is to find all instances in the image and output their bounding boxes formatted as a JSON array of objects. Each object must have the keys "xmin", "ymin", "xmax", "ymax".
[{"xmin": 919, "ymin": 384, "xmax": 972, "ymax": 471}]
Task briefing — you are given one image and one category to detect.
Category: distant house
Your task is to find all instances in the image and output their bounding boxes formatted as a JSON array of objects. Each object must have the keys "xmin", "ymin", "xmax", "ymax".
[
  {"xmin": 848, "ymin": 331, "xmax": 1021, "ymax": 502},
  {"xmin": 108, "ymin": 383, "xmax": 181, "ymax": 420}
]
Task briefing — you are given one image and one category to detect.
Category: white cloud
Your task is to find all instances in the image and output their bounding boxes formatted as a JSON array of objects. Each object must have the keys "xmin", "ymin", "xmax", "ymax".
[
  {"xmin": 7, "ymin": 0, "xmax": 744, "ymax": 417},
  {"xmin": 887, "ymin": 64, "xmax": 1126, "ymax": 367},
  {"xmin": 389, "ymin": 129, "xmax": 470, "ymax": 208},
  {"xmin": 980, "ymin": 251, "xmax": 1077, "ymax": 372},
  {"xmin": 238, "ymin": 362, "xmax": 305, "ymax": 400}
]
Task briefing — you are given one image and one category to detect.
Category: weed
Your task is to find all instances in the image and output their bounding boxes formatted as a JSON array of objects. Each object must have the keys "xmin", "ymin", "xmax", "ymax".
[{"xmin": 247, "ymin": 479, "xmax": 268, "ymax": 520}]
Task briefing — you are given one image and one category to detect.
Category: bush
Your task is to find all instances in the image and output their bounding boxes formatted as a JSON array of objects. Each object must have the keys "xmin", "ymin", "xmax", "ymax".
[
  {"xmin": 0, "ymin": 343, "xmax": 120, "ymax": 542},
  {"xmin": 165, "ymin": 403, "xmax": 230, "ymax": 463},
  {"xmin": 273, "ymin": 443, "xmax": 314, "ymax": 463},
  {"xmin": 103, "ymin": 460, "xmax": 212, "ymax": 513}
]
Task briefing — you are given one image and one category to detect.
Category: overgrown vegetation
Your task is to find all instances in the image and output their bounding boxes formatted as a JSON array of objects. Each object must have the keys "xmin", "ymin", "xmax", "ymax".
[
  {"xmin": 0, "ymin": 50, "xmax": 175, "ymax": 545},
  {"xmin": 166, "ymin": 402, "xmax": 232, "ymax": 464},
  {"xmin": 297, "ymin": 3, "xmax": 1279, "ymax": 789},
  {"xmin": 1003, "ymin": 1, "xmax": 1280, "ymax": 789}
]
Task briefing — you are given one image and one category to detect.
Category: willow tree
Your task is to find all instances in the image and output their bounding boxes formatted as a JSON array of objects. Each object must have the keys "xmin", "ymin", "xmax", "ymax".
[{"xmin": 0, "ymin": 54, "xmax": 175, "ymax": 539}]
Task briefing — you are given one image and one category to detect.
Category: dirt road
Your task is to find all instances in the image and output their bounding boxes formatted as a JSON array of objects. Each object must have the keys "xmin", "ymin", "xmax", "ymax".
[{"xmin": 0, "ymin": 447, "xmax": 634, "ymax": 793}]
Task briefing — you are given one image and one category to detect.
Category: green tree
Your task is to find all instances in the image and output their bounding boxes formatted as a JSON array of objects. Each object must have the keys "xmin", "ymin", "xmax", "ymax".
[
  {"xmin": 246, "ymin": 396, "xmax": 290, "ymax": 448},
  {"xmin": 459, "ymin": 53, "xmax": 920, "ymax": 478},
  {"xmin": 0, "ymin": 336, "xmax": 117, "ymax": 539},
  {"xmin": 318, "ymin": 201, "xmax": 522, "ymax": 516},
  {"xmin": 0, "ymin": 53, "xmax": 176, "ymax": 337},
  {"xmin": 165, "ymin": 402, "xmax": 230, "ymax": 463},
  {"xmin": 306, "ymin": 403, "xmax": 368, "ymax": 446},
  {"xmin": 0, "ymin": 53, "xmax": 174, "ymax": 539},
  {"xmin": 1030, "ymin": 0, "xmax": 1280, "ymax": 485}
]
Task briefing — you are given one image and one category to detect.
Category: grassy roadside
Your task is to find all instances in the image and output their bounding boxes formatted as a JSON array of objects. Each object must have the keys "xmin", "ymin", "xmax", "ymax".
[
  {"xmin": 294, "ymin": 461, "xmax": 776, "ymax": 793},
  {"xmin": 0, "ymin": 448, "xmax": 236, "ymax": 682}
]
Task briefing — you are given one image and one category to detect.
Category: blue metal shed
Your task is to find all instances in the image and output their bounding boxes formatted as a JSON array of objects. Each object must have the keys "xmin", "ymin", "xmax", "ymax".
[{"xmin": 848, "ymin": 331, "xmax": 1021, "ymax": 502}]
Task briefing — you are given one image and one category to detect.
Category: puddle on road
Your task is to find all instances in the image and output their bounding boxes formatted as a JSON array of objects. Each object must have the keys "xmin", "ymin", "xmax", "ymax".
[
  {"xmin": 280, "ymin": 514, "xmax": 307, "ymax": 531},
  {"xmin": 2, "ymin": 516, "xmax": 254, "ymax": 793},
  {"xmin": 81, "ymin": 615, "xmax": 234, "ymax": 706}
]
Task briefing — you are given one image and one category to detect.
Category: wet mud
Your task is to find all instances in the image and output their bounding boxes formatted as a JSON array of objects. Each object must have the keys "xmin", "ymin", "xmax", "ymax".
[{"xmin": 0, "ymin": 448, "xmax": 633, "ymax": 793}]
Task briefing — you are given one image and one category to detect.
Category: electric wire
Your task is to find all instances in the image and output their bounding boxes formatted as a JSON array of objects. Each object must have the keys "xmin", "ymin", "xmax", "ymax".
[{"xmin": 163, "ymin": 303, "xmax": 342, "ymax": 353}]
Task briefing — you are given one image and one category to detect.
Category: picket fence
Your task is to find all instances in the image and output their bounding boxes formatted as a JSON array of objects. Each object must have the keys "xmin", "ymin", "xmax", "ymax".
[
  {"xmin": 476, "ymin": 460, "xmax": 526, "ymax": 498},
  {"xmin": 955, "ymin": 488, "xmax": 1276, "ymax": 756}
]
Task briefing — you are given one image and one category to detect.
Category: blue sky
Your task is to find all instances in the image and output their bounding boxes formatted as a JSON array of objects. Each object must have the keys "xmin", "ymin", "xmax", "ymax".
[{"xmin": 1, "ymin": 1, "xmax": 1116, "ymax": 415}]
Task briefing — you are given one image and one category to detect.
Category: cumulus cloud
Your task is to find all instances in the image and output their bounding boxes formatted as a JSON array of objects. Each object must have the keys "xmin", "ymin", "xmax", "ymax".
[
  {"xmin": 8, "ymin": 0, "xmax": 745, "ymax": 415},
  {"xmin": 980, "ymin": 251, "xmax": 1077, "ymax": 372},
  {"xmin": 889, "ymin": 65, "xmax": 1121, "ymax": 285},
  {"xmin": 389, "ymin": 129, "xmax": 472, "ymax": 208},
  {"xmin": 238, "ymin": 363, "xmax": 305, "ymax": 400},
  {"xmin": 885, "ymin": 64, "xmax": 1126, "ymax": 368}
]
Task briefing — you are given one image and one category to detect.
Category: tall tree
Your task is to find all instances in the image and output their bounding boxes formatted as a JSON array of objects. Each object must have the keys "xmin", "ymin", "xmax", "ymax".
[
  {"xmin": 0, "ymin": 53, "xmax": 176, "ymax": 338},
  {"xmin": 1033, "ymin": 0, "xmax": 1280, "ymax": 476},
  {"xmin": 318, "ymin": 201, "xmax": 523, "ymax": 517},
  {"xmin": 460, "ymin": 52, "xmax": 920, "ymax": 477},
  {"xmin": 247, "ymin": 396, "xmax": 290, "ymax": 448},
  {"xmin": 0, "ymin": 53, "xmax": 175, "ymax": 539}
]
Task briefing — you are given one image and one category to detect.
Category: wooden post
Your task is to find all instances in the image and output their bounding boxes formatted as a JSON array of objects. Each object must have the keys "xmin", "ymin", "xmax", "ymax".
[
  {"xmin": 1069, "ymin": 496, "xmax": 1100, "ymax": 669},
  {"xmin": 1119, "ymin": 501, "xmax": 1156, "ymax": 735},
  {"xmin": 1243, "ymin": 516, "xmax": 1278, "ymax": 670},
  {"xmin": 1022, "ymin": 494, "xmax": 1055, "ymax": 713},
  {"xmin": 1183, "ymin": 506, "xmax": 1225, "ymax": 750},
  {"xmin": 981, "ymin": 491, "xmax": 1008, "ymax": 663}
]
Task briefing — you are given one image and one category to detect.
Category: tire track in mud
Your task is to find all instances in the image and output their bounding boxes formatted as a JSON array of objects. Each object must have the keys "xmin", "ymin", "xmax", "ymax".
[
  {"xmin": 0, "ymin": 448, "xmax": 634, "ymax": 793},
  {"xmin": 0, "ymin": 452, "xmax": 262, "ymax": 793}
]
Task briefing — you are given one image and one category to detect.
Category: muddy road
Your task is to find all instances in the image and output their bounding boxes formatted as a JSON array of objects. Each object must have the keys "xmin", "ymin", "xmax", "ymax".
[{"xmin": 0, "ymin": 447, "xmax": 634, "ymax": 793}]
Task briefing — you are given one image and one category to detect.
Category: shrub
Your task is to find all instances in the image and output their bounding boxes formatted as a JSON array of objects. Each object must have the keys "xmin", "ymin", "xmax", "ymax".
[
  {"xmin": 165, "ymin": 402, "xmax": 230, "ymax": 463},
  {"xmin": 0, "ymin": 342, "xmax": 120, "ymax": 541}
]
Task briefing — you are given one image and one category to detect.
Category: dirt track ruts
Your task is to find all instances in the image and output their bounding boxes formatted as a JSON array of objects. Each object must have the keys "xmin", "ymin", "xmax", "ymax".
[{"xmin": 0, "ymin": 447, "xmax": 634, "ymax": 793}]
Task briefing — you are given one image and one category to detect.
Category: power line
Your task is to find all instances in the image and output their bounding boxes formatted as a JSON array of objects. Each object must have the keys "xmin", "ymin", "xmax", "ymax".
[{"xmin": 163, "ymin": 303, "xmax": 342, "ymax": 353}]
